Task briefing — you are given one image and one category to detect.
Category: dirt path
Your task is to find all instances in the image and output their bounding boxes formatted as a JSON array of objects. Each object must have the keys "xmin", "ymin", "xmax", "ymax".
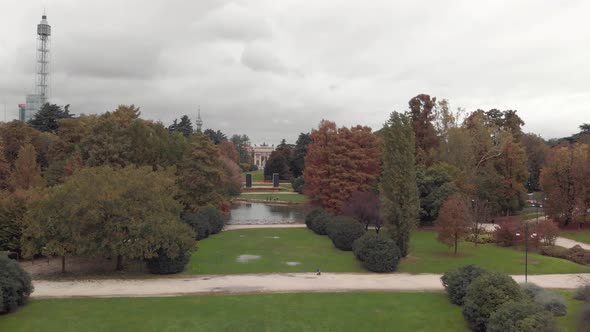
[{"xmin": 31, "ymin": 272, "xmax": 590, "ymax": 298}]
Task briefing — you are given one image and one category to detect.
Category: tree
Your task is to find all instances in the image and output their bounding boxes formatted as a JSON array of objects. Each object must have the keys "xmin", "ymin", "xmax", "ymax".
[
  {"xmin": 22, "ymin": 166, "xmax": 195, "ymax": 272},
  {"xmin": 341, "ymin": 191, "xmax": 382, "ymax": 232},
  {"xmin": 380, "ymin": 112, "xmax": 419, "ymax": 257},
  {"xmin": 305, "ymin": 121, "xmax": 381, "ymax": 213},
  {"xmin": 540, "ymin": 143, "xmax": 589, "ymax": 226},
  {"xmin": 176, "ymin": 134, "xmax": 225, "ymax": 212},
  {"xmin": 217, "ymin": 140, "xmax": 239, "ymax": 164},
  {"xmin": 291, "ymin": 132, "xmax": 312, "ymax": 178},
  {"xmin": 264, "ymin": 139, "xmax": 293, "ymax": 180},
  {"xmin": 0, "ymin": 193, "xmax": 27, "ymax": 254},
  {"xmin": 493, "ymin": 136, "xmax": 528, "ymax": 214},
  {"xmin": 174, "ymin": 115, "xmax": 193, "ymax": 137},
  {"xmin": 220, "ymin": 156, "xmax": 242, "ymax": 197},
  {"xmin": 0, "ymin": 121, "xmax": 41, "ymax": 164},
  {"xmin": 0, "ymin": 142, "xmax": 10, "ymax": 191},
  {"xmin": 408, "ymin": 94, "xmax": 439, "ymax": 166},
  {"xmin": 417, "ymin": 162, "xmax": 459, "ymax": 225},
  {"xmin": 9, "ymin": 144, "xmax": 44, "ymax": 191},
  {"xmin": 230, "ymin": 134, "xmax": 253, "ymax": 166},
  {"xmin": 28, "ymin": 103, "xmax": 74, "ymax": 133},
  {"xmin": 436, "ymin": 194, "xmax": 471, "ymax": 254},
  {"xmin": 204, "ymin": 129, "xmax": 227, "ymax": 144},
  {"xmin": 522, "ymin": 133, "xmax": 549, "ymax": 192}
]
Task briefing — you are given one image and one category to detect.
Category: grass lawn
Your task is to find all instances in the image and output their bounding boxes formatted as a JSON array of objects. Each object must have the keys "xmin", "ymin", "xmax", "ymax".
[
  {"xmin": 397, "ymin": 231, "xmax": 590, "ymax": 275},
  {"xmin": 244, "ymin": 170, "xmax": 264, "ymax": 182},
  {"xmin": 560, "ymin": 230, "xmax": 590, "ymax": 245},
  {"xmin": 188, "ymin": 228, "xmax": 364, "ymax": 274},
  {"xmin": 557, "ymin": 290, "xmax": 586, "ymax": 331},
  {"xmin": 188, "ymin": 228, "xmax": 590, "ymax": 275},
  {"xmin": 0, "ymin": 293, "xmax": 469, "ymax": 332},
  {"xmin": 238, "ymin": 193, "xmax": 308, "ymax": 203}
]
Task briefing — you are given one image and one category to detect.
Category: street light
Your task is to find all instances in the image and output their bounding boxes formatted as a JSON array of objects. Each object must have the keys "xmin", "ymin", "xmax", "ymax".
[{"xmin": 517, "ymin": 224, "xmax": 537, "ymax": 284}]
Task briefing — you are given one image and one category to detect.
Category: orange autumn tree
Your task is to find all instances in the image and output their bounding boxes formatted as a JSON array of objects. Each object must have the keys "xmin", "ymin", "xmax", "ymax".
[
  {"xmin": 437, "ymin": 194, "xmax": 471, "ymax": 254},
  {"xmin": 304, "ymin": 120, "xmax": 380, "ymax": 213}
]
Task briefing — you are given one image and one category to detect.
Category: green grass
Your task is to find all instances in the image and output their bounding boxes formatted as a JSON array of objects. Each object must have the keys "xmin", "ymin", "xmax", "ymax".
[
  {"xmin": 238, "ymin": 193, "xmax": 308, "ymax": 203},
  {"xmin": 188, "ymin": 229, "xmax": 590, "ymax": 275},
  {"xmin": 557, "ymin": 290, "xmax": 586, "ymax": 331},
  {"xmin": 522, "ymin": 212, "xmax": 545, "ymax": 220},
  {"xmin": 188, "ymin": 228, "xmax": 364, "ymax": 274},
  {"xmin": 397, "ymin": 231, "xmax": 590, "ymax": 275},
  {"xmin": 0, "ymin": 293, "xmax": 468, "ymax": 332},
  {"xmin": 560, "ymin": 230, "xmax": 590, "ymax": 245},
  {"xmin": 244, "ymin": 170, "xmax": 264, "ymax": 182}
]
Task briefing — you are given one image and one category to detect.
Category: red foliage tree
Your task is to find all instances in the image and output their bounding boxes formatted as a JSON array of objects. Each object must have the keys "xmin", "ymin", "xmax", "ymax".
[
  {"xmin": 341, "ymin": 191, "xmax": 382, "ymax": 232},
  {"xmin": 304, "ymin": 120, "xmax": 380, "ymax": 213},
  {"xmin": 436, "ymin": 194, "xmax": 471, "ymax": 254}
]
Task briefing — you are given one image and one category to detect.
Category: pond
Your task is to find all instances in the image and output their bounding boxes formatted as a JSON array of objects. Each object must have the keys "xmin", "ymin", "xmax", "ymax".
[{"xmin": 228, "ymin": 202, "xmax": 305, "ymax": 225}]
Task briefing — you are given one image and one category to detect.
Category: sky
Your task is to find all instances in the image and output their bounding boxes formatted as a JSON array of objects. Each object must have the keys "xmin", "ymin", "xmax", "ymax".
[{"xmin": 0, "ymin": 0, "xmax": 589, "ymax": 144}]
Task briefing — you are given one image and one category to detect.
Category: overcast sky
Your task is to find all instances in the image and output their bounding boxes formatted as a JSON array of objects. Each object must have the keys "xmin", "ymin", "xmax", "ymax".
[{"xmin": 1, "ymin": 0, "xmax": 589, "ymax": 144}]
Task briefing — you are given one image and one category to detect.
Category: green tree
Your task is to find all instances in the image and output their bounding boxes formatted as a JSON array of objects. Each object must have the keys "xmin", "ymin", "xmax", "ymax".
[
  {"xmin": 264, "ymin": 139, "xmax": 293, "ymax": 180},
  {"xmin": 522, "ymin": 133, "xmax": 549, "ymax": 192},
  {"xmin": 22, "ymin": 166, "xmax": 195, "ymax": 272},
  {"xmin": 417, "ymin": 162, "xmax": 459, "ymax": 225},
  {"xmin": 170, "ymin": 115, "xmax": 193, "ymax": 137},
  {"xmin": 10, "ymin": 144, "xmax": 44, "ymax": 191},
  {"xmin": 176, "ymin": 134, "xmax": 225, "ymax": 212},
  {"xmin": 380, "ymin": 112, "xmax": 419, "ymax": 257},
  {"xmin": 0, "ymin": 142, "xmax": 10, "ymax": 191},
  {"xmin": 408, "ymin": 94, "xmax": 439, "ymax": 166},
  {"xmin": 28, "ymin": 103, "xmax": 74, "ymax": 133},
  {"xmin": 0, "ymin": 193, "xmax": 27, "ymax": 253},
  {"xmin": 291, "ymin": 132, "xmax": 312, "ymax": 178},
  {"xmin": 204, "ymin": 129, "xmax": 227, "ymax": 144}
]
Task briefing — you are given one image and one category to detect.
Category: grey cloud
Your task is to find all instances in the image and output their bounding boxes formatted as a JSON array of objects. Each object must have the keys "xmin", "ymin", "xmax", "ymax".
[{"xmin": 241, "ymin": 43, "xmax": 287, "ymax": 75}]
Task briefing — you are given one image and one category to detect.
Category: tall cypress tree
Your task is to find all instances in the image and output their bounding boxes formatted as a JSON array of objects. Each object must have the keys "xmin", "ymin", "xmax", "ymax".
[{"xmin": 380, "ymin": 112, "xmax": 419, "ymax": 257}]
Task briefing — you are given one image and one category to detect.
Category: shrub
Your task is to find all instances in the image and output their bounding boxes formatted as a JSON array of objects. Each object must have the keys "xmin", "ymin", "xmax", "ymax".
[
  {"xmin": 465, "ymin": 232, "xmax": 496, "ymax": 244},
  {"xmin": 441, "ymin": 265, "xmax": 487, "ymax": 305},
  {"xmin": 292, "ymin": 176, "xmax": 304, "ymax": 194},
  {"xmin": 579, "ymin": 303, "xmax": 590, "ymax": 331},
  {"xmin": 326, "ymin": 216, "xmax": 366, "ymax": 251},
  {"xmin": 0, "ymin": 255, "xmax": 33, "ymax": 314},
  {"xmin": 462, "ymin": 272, "xmax": 524, "ymax": 332},
  {"xmin": 540, "ymin": 245, "xmax": 568, "ymax": 259},
  {"xmin": 534, "ymin": 219, "xmax": 559, "ymax": 246},
  {"xmin": 305, "ymin": 208, "xmax": 330, "ymax": 235},
  {"xmin": 146, "ymin": 249, "xmax": 191, "ymax": 274},
  {"xmin": 494, "ymin": 217, "xmax": 522, "ymax": 247},
  {"xmin": 574, "ymin": 285, "xmax": 590, "ymax": 301},
  {"xmin": 181, "ymin": 206, "xmax": 225, "ymax": 240},
  {"xmin": 566, "ymin": 245, "xmax": 590, "ymax": 265},
  {"xmin": 487, "ymin": 301, "xmax": 559, "ymax": 332},
  {"xmin": 352, "ymin": 233, "xmax": 401, "ymax": 272},
  {"xmin": 521, "ymin": 283, "xmax": 567, "ymax": 316}
]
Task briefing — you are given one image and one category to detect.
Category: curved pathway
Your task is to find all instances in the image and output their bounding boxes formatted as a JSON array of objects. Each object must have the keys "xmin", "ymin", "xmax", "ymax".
[
  {"xmin": 480, "ymin": 223, "xmax": 590, "ymax": 250},
  {"xmin": 32, "ymin": 272, "xmax": 590, "ymax": 299}
]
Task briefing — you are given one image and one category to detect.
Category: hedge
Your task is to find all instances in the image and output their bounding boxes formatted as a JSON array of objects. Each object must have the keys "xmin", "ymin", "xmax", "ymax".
[
  {"xmin": 462, "ymin": 272, "xmax": 523, "ymax": 331},
  {"xmin": 352, "ymin": 233, "xmax": 401, "ymax": 272},
  {"xmin": 0, "ymin": 255, "xmax": 33, "ymax": 314},
  {"xmin": 305, "ymin": 208, "xmax": 331, "ymax": 235},
  {"xmin": 182, "ymin": 206, "xmax": 225, "ymax": 240},
  {"xmin": 441, "ymin": 265, "xmax": 488, "ymax": 305},
  {"xmin": 487, "ymin": 301, "xmax": 559, "ymax": 332},
  {"xmin": 146, "ymin": 249, "xmax": 191, "ymax": 274},
  {"xmin": 326, "ymin": 216, "xmax": 366, "ymax": 251}
]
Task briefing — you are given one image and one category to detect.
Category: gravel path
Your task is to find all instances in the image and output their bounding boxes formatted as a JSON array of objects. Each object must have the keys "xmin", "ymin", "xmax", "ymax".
[
  {"xmin": 225, "ymin": 224, "xmax": 306, "ymax": 230},
  {"xmin": 31, "ymin": 272, "xmax": 590, "ymax": 298}
]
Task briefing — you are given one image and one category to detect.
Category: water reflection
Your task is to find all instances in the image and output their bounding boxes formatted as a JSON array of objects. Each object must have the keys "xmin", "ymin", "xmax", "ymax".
[{"xmin": 228, "ymin": 202, "xmax": 305, "ymax": 224}]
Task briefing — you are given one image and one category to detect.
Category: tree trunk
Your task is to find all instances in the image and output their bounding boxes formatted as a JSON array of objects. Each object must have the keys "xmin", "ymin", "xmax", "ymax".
[
  {"xmin": 61, "ymin": 255, "xmax": 66, "ymax": 274},
  {"xmin": 454, "ymin": 235, "xmax": 458, "ymax": 255},
  {"xmin": 116, "ymin": 255, "xmax": 124, "ymax": 271}
]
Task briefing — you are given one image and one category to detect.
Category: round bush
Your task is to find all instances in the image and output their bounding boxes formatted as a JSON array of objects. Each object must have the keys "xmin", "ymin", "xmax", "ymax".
[
  {"xmin": 146, "ymin": 249, "xmax": 191, "ymax": 274},
  {"xmin": 181, "ymin": 206, "xmax": 225, "ymax": 240},
  {"xmin": 0, "ymin": 255, "xmax": 33, "ymax": 314},
  {"xmin": 462, "ymin": 272, "xmax": 524, "ymax": 332},
  {"xmin": 305, "ymin": 208, "xmax": 330, "ymax": 235},
  {"xmin": 326, "ymin": 216, "xmax": 366, "ymax": 251},
  {"xmin": 352, "ymin": 233, "xmax": 401, "ymax": 272},
  {"xmin": 487, "ymin": 301, "xmax": 559, "ymax": 332},
  {"xmin": 522, "ymin": 283, "xmax": 567, "ymax": 316},
  {"xmin": 441, "ymin": 265, "xmax": 487, "ymax": 305},
  {"xmin": 574, "ymin": 285, "xmax": 590, "ymax": 301}
]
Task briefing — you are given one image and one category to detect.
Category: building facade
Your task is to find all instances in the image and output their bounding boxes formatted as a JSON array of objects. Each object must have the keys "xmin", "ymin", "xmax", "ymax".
[{"xmin": 253, "ymin": 144, "xmax": 274, "ymax": 169}]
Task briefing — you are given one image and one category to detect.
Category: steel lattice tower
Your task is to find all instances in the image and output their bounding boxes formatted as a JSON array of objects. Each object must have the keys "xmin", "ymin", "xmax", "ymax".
[{"xmin": 35, "ymin": 13, "xmax": 51, "ymax": 104}]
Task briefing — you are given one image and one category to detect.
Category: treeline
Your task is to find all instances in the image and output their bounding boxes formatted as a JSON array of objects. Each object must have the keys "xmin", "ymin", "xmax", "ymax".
[
  {"xmin": 302, "ymin": 93, "xmax": 590, "ymax": 257},
  {"xmin": 0, "ymin": 104, "xmax": 244, "ymax": 273}
]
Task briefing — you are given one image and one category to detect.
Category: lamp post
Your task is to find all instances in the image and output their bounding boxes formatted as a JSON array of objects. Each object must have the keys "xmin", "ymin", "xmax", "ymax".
[{"xmin": 516, "ymin": 225, "xmax": 537, "ymax": 284}]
